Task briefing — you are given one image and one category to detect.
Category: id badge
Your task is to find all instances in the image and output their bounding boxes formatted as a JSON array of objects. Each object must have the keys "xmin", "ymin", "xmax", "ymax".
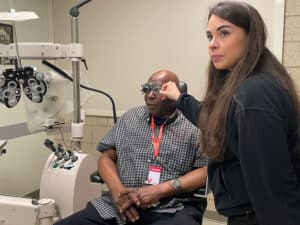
[{"xmin": 146, "ymin": 165, "xmax": 162, "ymax": 185}]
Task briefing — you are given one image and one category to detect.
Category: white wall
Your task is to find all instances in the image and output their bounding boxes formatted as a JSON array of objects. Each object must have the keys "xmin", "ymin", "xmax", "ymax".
[
  {"xmin": 52, "ymin": 0, "xmax": 285, "ymax": 117},
  {"xmin": 0, "ymin": 0, "xmax": 53, "ymax": 196}
]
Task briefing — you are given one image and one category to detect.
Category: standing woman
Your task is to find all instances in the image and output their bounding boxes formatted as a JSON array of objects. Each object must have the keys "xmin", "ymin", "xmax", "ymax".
[{"xmin": 160, "ymin": 1, "xmax": 300, "ymax": 225}]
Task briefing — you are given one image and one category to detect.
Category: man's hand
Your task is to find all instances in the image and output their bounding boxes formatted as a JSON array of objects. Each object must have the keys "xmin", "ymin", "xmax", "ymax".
[
  {"xmin": 113, "ymin": 188, "xmax": 140, "ymax": 223},
  {"xmin": 127, "ymin": 185, "xmax": 162, "ymax": 209}
]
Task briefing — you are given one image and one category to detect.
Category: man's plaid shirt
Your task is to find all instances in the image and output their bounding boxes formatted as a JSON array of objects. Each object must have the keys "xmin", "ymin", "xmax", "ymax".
[{"xmin": 91, "ymin": 105, "xmax": 207, "ymax": 224}]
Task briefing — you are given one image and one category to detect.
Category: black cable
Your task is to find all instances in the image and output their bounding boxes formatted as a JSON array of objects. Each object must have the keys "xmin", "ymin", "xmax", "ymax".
[{"xmin": 42, "ymin": 60, "xmax": 117, "ymax": 124}]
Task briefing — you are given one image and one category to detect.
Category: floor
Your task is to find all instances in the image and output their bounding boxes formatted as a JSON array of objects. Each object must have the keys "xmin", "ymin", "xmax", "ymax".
[
  {"xmin": 203, "ymin": 210, "xmax": 226, "ymax": 225},
  {"xmin": 203, "ymin": 218, "xmax": 226, "ymax": 225}
]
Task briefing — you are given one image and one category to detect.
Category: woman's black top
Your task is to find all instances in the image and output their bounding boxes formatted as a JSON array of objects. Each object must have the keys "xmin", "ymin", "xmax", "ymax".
[{"xmin": 177, "ymin": 73, "xmax": 300, "ymax": 225}]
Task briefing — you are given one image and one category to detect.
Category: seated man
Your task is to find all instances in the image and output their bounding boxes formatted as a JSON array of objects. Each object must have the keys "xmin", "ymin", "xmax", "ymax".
[{"xmin": 55, "ymin": 70, "xmax": 207, "ymax": 225}]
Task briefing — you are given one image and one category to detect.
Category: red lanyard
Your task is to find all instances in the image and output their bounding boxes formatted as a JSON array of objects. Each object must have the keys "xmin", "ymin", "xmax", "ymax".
[{"xmin": 150, "ymin": 115, "xmax": 166, "ymax": 158}]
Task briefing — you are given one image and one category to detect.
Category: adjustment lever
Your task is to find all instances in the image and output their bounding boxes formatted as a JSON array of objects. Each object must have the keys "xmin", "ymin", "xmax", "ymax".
[
  {"xmin": 0, "ymin": 140, "xmax": 7, "ymax": 157},
  {"xmin": 44, "ymin": 139, "xmax": 56, "ymax": 152}
]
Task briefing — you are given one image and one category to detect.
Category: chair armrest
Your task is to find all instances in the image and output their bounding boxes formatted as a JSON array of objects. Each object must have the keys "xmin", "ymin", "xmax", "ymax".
[
  {"xmin": 193, "ymin": 187, "xmax": 207, "ymax": 198},
  {"xmin": 193, "ymin": 177, "xmax": 210, "ymax": 198}
]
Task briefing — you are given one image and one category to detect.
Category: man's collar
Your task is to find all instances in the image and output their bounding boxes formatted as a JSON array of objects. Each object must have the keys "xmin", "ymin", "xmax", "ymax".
[{"xmin": 147, "ymin": 110, "xmax": 178, "ymax": 126}]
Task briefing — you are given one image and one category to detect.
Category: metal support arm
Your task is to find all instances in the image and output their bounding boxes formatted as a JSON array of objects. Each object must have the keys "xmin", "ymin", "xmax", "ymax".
[{"xmin": 0, "ymin": 42, "xmax": 83, "ymax": 59}]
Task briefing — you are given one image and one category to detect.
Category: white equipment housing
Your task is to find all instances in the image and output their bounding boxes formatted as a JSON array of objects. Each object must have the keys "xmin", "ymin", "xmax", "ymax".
[
  {"xmin": 0, "ymin": 195, "xmax": 57, "ymax": 225},
  {"xmin": 40, "ymin": 152, "xmax": 100, "ymax": 219},
  {"xmin": 0, "ymin": 152, "xmax": 101, "ymax": 225}
]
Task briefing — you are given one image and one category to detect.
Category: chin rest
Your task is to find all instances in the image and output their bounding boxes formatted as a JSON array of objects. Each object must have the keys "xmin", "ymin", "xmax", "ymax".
[{"xmin": 90, "ymin": 171, "xmax": 208, "ymax": 198}]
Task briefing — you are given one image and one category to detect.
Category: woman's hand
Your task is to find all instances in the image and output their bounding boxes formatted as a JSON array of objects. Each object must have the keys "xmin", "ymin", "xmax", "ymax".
[{"xmin": 160, "ymin": 81, "xmax": 181, "ymax": 101}]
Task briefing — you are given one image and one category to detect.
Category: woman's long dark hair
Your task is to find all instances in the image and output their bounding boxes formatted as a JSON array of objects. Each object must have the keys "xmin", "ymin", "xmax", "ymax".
[{"xmin": 200, "ymin": 1, "xmax": 300, "ymax": 160}]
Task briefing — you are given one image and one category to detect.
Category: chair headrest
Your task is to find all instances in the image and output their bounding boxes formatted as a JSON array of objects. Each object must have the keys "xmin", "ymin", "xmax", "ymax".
[{"xmin": 179, "ymin": 81, "xmax": 187, "ymax": 93}]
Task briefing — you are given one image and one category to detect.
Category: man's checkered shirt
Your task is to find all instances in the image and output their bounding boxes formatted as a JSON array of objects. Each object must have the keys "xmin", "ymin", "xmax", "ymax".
[{"xmin": 91, "ymin": 105, "xmax": 207, "ymax": 225}]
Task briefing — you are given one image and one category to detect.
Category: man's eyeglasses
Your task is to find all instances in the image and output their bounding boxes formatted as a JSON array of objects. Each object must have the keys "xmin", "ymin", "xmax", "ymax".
[{"xmin": 141, "ymin": 83, "xmax": 162, "ymax": 94}]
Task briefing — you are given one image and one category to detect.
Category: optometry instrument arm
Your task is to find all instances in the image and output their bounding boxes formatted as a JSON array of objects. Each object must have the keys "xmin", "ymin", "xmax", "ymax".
[
  {"xmin": 0, "ymin": 42, "xmax": 83, "ymax": 59},
  {"xmin": 0, "ymin": 42, "xmax": 84, "ymax": 107}
]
